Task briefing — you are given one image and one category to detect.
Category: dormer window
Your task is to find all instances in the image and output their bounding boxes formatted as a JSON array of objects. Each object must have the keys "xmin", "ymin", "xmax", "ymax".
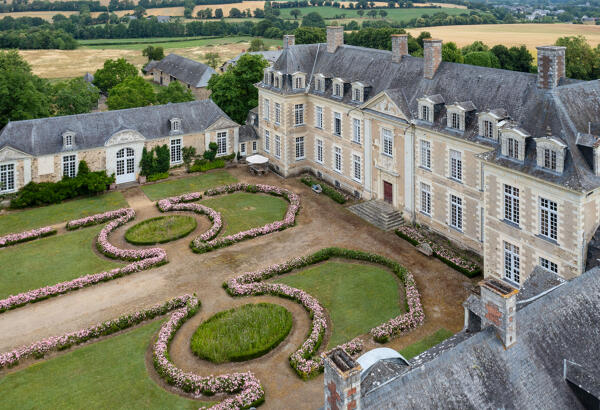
[
  {"xmin": 478, "ymin": 110, "xmax": 508, "ymax": 141},
  {"xmin": 353, "ymin": 88, "xmax": 361, "ymax": 102},
  {"xmin": 263, "ymin": 69, "xmax": 270, "ymax": 85},
  {"xmin": 314, "ymin": 74, "xmax": 325, "ymax": 92},
  {"xmin": 500, "ymin": 126, "xmax": 528, "ymax": 162},
  {"xmin": 170, "ymin": 118, "xmax": 181, "ymax": 132},
  {"xmin": 332, "ymin": 78, "xmax": 344, "ymax": 98},
  {"xmin": 483, "ymin": 120, "xmax": 493, "ymax": 139},
  {"xmin": 544, "ymin": 149, "xmax": 557, "ymax": 170},
  {"xmin": 351, "ymin": 82, "xmax": 364, "ymax": 103},
  {"xmin": 421, "ymin": 105, "xmax": 431, "ymax": 122},
  {"xmin": 450, "ymin": 112, "xmax": 460, "ymax": 129},
  {"xmin": 417, "ymin": 95, "xmax": 444, "ymax": 124},
  {"xmin": 507, "ymin": 137, "xmax": 519, "ymax": 159},
  {"xmin": 62, "ymin": 132, "xmax": 74, "ymax": 149},
  {"xmin": 274, "ymin": 76, "xmax": 280, "ymax": 88},
  {"xmin": 447, "ymin": 101, "xmax": 476, "ymax": 132},
  {"xmin": 295, "ymin": 77, "xmax": 303, "ymax": 89},
  {"xmin": 535, "ymin": 136, "xmax": 566, "ymax": 173}
]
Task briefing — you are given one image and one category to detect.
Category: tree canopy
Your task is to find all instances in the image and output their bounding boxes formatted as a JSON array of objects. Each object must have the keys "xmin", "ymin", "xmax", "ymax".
[
  {"xmin": 294, "ymin": 26, "xmax": 325, "ymax": 44},
  {"xmin": 301, "ymin": 11, "xmax": 326, "ymax": 28},
  {"xmin": 156, "ymin": 81, "xmax": 194, "ymax": 105},
  {"xmin": 142, "ymin": 45, "xmax": 165, "ymax": 62},
  {"xmin": 555, "ymin": 35, "xmax": 600, "ymax": 81},
  {"xmin": 93, "ymin": 58, "xmax": 138, "ymax": 93},
  {"xmin": 51, "ymin": 77, "xmax": 100, "ymax": 116},
  {"xmin": 107, "ymin": 76, "xmax": 156, "ymax": 110}
]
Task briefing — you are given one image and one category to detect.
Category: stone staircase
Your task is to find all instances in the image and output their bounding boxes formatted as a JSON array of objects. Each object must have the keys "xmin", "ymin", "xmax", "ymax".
[{"xmin": 348, "ymin": 200, "xmax": 404, "ymax": 231}]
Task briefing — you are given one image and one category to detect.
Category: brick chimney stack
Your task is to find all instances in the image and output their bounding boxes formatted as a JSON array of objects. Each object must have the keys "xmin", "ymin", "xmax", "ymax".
[
  {"xmin": 479, "ymin": 279, "xmax": 518, "ymax": 348},
  {"xmin": 391, "ymin": 34, "xmax": 409, "ymax": 63},
  {"xmin": 283, "ymin": 34, "xmax": 295, "ymax": 49},
  {"xmin": 323, "ymin": 348, "xmax": 362, "ymax": 410},
  {"xmin": 537, "ymin": 46, "xmax": 566, "ymax": 89},
  {"xmin": 423, "ymin": 39, "xmax": 442, "ymax": 79},
  {"xmin": 327, "ymin": 26, "xmax": 344, "ymax": 53}
]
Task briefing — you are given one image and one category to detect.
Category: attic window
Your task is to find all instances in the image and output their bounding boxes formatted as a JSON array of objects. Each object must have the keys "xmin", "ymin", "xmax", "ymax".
[
  {"xmin": 333, "ymin": 82, "xmax": 342, "ymax": 98},
  {"xmin": 544, "ymin": 149, "xmax": 557, "ymax": 170},
  {"xmin": 507, "ymin": 138, "xmax": 519, "ymax": 159},
  {"xmin": 263, "ymin": 71, "xmax": 269, "ymax": 84},
  {"xmin": 274, "ymin": 75, "xmax": 280, "ymax": 88},
  {"xmin": 316, "ymin": 78, "xmax": 323, "ymax": 91},
  {"xmin": 421, "ymin": 105, "xmax": 431, "ymax": 122},
  {"xmin": 483, "ymin": 120, "xmax": 494, "ymax": 139},
  {"xmin": 450, "ymin": 112, "xmax": 460, "ymax": 130},
  {"xmin": 63, "ymin": 132, "xmax": 74, "ymax": 149},
  {"xmin": 170, "ymin": 118, "xmax": 181, "ymax": 132},
  {"xmin": 352, "ymin": 86, "xmax": 362, "ymax": 102},
  {"xmin": 535, "ymin": 137, "xmax": 566, "ymax": 173},
  {"xmin": 294, "ymin": 75, "xmax": 304, "ymax": 89}
]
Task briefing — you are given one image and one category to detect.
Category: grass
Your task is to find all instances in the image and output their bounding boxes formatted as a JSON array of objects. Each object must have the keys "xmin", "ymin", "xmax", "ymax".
[
  {"xmin": 0, "ymin": 191, "xmax": 127, "ymax": 236},
  {"xmin": 398, "ymin": 328, "xmax": 454, "ymax": 360},
  {"xmin": 0, "ymin": 226, "xmax": 124, "ymax": 299},
  {"xmin": 125, "ymin": 215, "xmax": 197, "ymax": 245},
  {"xmin": 191, "ymin": 303, "xmax": 293, "ymax": 363},
  {"xmin": 278, "ymin": 6, "xmax": 466, "ymax": 21},
  {"xmin": 81, "ymin": 35, "xmax": 281, "ymax": 51},
  {"xmin": 0, "ymin": 320, "xmax": 211, "ymax": 409},
  {"xmin": 200, "ymin": 191, "xmax": 288, "ymax": 236},
  {"xmin": 274, "ymin": 261, "xmax": 404, "ymax": 347},
  {"xmin": 140, "ymin": 170, "xmax": 237, "ymax": 201}
]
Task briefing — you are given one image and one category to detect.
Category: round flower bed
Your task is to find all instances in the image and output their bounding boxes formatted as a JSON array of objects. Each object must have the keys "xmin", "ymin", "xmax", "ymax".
[
  {"xmin": 190, "ymin": 303, "xmax": 293, "ymax": 363},
  {"xmin": 125, "ymin": 215, "xmax": 197, "ymax": 245}
]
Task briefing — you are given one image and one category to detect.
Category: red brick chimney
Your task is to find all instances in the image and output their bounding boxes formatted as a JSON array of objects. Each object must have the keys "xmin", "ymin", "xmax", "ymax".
[
  {"xmin": 423, "ymin": 39, "xmax": 442, "ymax": 79},
  {"xmin": 391, "ymin": 34, "xmax": 408, "ymax": 63},
  {"xmin": 283, "ymin": 34, "xmax": 295, "ymax": 49},
  {"xmin": 323, "ymin": 348, "xmax": 362, "ymax": 410},
  {"xmin": 537, "ymin": 46, "xmax": 566, "ymax": 89},
  {"xmin": 327, "ymin": 26, "xmax": 344, "ymax": 53}
]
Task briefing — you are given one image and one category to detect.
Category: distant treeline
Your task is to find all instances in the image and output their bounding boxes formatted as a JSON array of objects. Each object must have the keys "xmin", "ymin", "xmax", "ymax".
[
  {"xmin": 0, "ymin": 28, "xmax": 77, "ymax": 48},
  {"xmin": 0, "ymin": 0, "xmax": 240, "ymax": 13}
]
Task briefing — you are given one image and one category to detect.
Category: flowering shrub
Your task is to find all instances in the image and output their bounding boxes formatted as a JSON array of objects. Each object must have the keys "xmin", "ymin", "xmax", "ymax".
[
  {"xmin": 157, "ymin": 193, "xmax": 222, "ymax": 243},
  {"xmin": 67, "ymin": 208, "xmax": 132, "ymax": 230},
  {"xmin": 152, "ymin": 296, "xmax": 265, "ymax": 409},
  {"xmin": 0, "ymin": 295, "xmax": 194, "ymax": 369},
  {"xmin": 223, "ymin": 247, "xmax": 424, "ymax": 377},
  {"xmin": 0, "ymin": 226, "xmax": 56, "ymax": 248},
  {"xmin": 395, "ymin": 225, "xmax": 481, "ymax": 277}
]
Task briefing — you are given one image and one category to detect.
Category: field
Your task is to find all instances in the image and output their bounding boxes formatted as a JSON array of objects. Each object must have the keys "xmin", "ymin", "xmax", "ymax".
[{"xmin": 277, "ymin": 5, "xmax": 466, "ymax": 20}]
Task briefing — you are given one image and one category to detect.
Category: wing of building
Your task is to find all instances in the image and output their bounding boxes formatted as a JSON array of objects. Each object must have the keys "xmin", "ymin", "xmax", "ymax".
[
  {"xmin": 255, "ymin": 29, "xmax": 600, "ymax": 284},
  {"xmin": 146, "ymin": 53, "xmax": 216, "ymax": 99}
]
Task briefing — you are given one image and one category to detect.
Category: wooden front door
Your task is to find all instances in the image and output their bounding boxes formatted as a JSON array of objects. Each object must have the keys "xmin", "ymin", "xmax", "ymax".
[{"xmin": 383, "ymin": 181, "xmax": 393, "ymax": 204}]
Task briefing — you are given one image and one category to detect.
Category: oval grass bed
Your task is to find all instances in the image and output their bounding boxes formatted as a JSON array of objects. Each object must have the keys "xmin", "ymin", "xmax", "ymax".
[
  {"xmin": 125, "ymin": 215, "xmax": 197, "ymax": 245},
  {"xmin": 190, "ymin": 303, "xmax": 293, "ymax": 363}
]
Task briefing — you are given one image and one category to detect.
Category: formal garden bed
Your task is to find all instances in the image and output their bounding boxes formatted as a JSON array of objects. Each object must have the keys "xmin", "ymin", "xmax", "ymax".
[
  {"xmin": 190, "ymin": 303, "xmax": 293, "ymax": 363},
  {"xmin": 125, "ymin": 215, "xmax": 197, "ymax": 245},
  {"xmin": 141, "ymin": 170, "xmax": 237, "ymax": 201}
]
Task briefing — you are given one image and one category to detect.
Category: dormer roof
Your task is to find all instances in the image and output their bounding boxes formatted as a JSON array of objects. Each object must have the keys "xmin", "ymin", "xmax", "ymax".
[
  {"xmin": 419, "ymin": 94, "xmax": 445, "ymax": 105},
  {"xmin": 450, "ymin": 101, "xmax": 477, "ymax": 112}
]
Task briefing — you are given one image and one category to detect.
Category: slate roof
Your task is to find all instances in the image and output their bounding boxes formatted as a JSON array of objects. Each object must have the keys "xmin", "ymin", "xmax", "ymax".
[
  {"xmin": 262, "ymin": 44, "xmax": 600, "ymax": 191},
  {"xmin": 223, "ymin": 50, "xmax": 283, "ymax": 69},
  {"xmin": 149, "ymin": 54, "xmax": 215, "ymax": 88},
  {"xmin": 361, "ymin": 266, "xmax": 600, "ymax": 409},
  {"xmin": 0, "ymin": 100, "xmax": 233, "ymax": 157},
  {"xmin": 239, "ymin": 125, "xmax": 258, "ymax": 142}
]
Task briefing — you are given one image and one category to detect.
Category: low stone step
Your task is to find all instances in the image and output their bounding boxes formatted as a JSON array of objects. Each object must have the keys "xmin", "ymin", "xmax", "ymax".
[{"xmin": 348, "ymin": 200, "xmax": 404, "ymax": 231}]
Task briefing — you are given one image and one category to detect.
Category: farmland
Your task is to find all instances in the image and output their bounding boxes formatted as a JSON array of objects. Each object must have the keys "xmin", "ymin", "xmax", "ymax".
[{"xmin": 277, "ymin": 5, "xmax": 467, "ymax": 20}]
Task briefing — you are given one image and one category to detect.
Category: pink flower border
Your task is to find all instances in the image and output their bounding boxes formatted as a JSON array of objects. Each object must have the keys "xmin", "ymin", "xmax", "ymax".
[
  {"xmin": 157, "ymin": 193, "xmax": 223, "ymax": 243},
  {"xmin": 0, "ymin": 226, "xmax": 56, "ymax": 248}
]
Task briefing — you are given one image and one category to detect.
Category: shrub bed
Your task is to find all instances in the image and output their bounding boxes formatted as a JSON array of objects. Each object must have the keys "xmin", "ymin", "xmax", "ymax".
[
  {"xmin": 0, "ymin": 226, "xmax": 56, "ymax": 248},
  {"xmin": 147, "ymin": 172, "xmax": 169, "ymax": 182},
  {"xmin": 125, "ymin": 215, "xmax": 197, "ymax": 245},
  {"xmin": 300, "ymin": 176, "xmax": 347, "ymax": 204},
  {"xmin": 191, "ymin": 303, "xmax": 293, "ymax": 363},
  {"xmin": 189, "ymin": 158, "xmax": 226, "ymax": 173},
  {"xmin": 395, "ymin": 225, "xmax": 482, "ymax": 277}
]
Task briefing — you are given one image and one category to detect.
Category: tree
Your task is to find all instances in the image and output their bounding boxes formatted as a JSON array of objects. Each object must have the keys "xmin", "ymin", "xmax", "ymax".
[
  {"xmin": 555, "ymin": 35, "xmax": 600, "ymax": 80},
  {"xmin": 142, "ymin": 45, "xmax": 165, "ymax": 62},
  {"xmin": 229, "ymin": 7, "xmax": 243, "ymax": 18},
  {"xmin": 442, "ymin": 42, "xmax": 464, "ymax": 63},
  {"xmin": 290, "ymin": 9, "xmax": 302, "ymax": 19},
  {"xmin": 378, "ymin": 10, "xmax": 387, "ymax": 18},
  {"xmin": 133, "ymin": 5, "xmax": 146, "ymax": 18},
  {"xmin": 295, "ymin": 26, "xmax": 326, "ymax": 44},
  {"xmin": 357, "ymin": 10, "xmax": 364, "ymax": 16},
  {"xmin": 107, "ymin": 76, "xmax": 156, "ymax": 110},
  {"xmin": 302, "ymin": 11, "xmax": 326, "ymax": 28},
  {"xmin": 366, "ymin": 9, "xmax": 378, "ymax": 18},
  {"xmin": 51, "ymin": 77, "xmax": 100, "ymax": 116},
  {"xmin": 156, "ymin": 81, "xmax": 194, "ymax": 104},
  {"xmin": 248, "ymin": 38, "xmax": 265, "ymax": 52},
  {"xmin": 93, "ymin": 58, "xmax": 138, "ymax": 93},
  {"xmin": 214, "ymin": 8, "xmax": 223, "ymax": 19},
  {"xmin": 204, "ymin": 52, "xmax": 221, "ymax": 69},
  {"xmin": 207, "ymin": 53, "xmax": 268, "ymax": 124},
  {"xmin": 464, "ymin": 51, "xmax": 500, "ymax": 68},
  {"xmin": 461, "ymin": 40, "xmax": 488, "ymax": 55}
]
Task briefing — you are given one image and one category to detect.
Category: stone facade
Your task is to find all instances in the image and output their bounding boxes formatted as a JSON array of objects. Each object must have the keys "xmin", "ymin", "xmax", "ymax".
[{"xmin": 323, "ymin": 349, "xmax": 362, "ymax": 410}]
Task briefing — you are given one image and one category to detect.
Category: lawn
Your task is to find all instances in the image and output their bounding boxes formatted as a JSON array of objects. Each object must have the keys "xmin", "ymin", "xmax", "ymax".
[
  {"xmin": 140, "ymin": 171, "xmax": 237, "ymax": 201},
  {"xmin": 81, "ymin": 35, "xmax": 281, "ymax": 51},
  {"xmin": 278, "ymin": 6, "xmax": 466, "ymax": 21},
  {"xmin": 0, "ymin": 320, "xmax": 210, "ymax": 409},
  {"xmin": 274, "ymin": 261, "xmax": 404, "ymax": 347},
  {"xmin": 0, "ymin": 226, "xmax": 124, "ymax": 299},
  {"xmin": 125, "ymin": 215, "xmax": 197, "ymax": 245},
  {"xmin": 0, "ymin": 191, "xmax": 127, "ymax": 236},
  {"xmin": 398, "ymin": 328, "xmax": 454, "ymax": 359},
  {"xmin": 200, "ymin": 191, "xmax": 288, "ymax": 236}
]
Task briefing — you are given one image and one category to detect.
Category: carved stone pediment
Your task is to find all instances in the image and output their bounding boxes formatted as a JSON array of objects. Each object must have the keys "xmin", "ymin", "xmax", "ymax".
[
  {"xmin": 105, "ymin": 129, "xmax": 146, "ymax": 147},
  {"xmin": 206, "ymin": 116, "xmax": 238, "ymax": 132},
  {"xmin": 363, "ymin": 92, "xmax": 407, "ymax": 120},
  {"xmin": 0, "ymin": 145, "xmax": 31, "ymax": 161}
]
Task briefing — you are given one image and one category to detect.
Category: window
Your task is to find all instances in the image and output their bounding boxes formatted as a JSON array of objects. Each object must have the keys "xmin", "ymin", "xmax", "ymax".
[
  {"xmin": 334, "ymin": 83, "xmax": 342, "ymax": 97},
  {"xmin": 334, "ymin": 112, "xmax": 342, "ymax": 136},
  {"xmin": 504, "ymin": 242, "xmax": 520, "ymax": 284},
  {"xmin": 503, "ymin": 184, "xmax": 520, "ymax": 225},
  {"xmin": 64, "ymin": 133, "xmax": 73, "ymax": 147},
  {"xmin": 334, "ymin": 147, "xmax": 342, "ymax": 172},
  {"xmin": 420, "ymin": 140, "xmax": 431, "ymax": 169},
  {"xmin": 295, "ymin": 136, "xmax": 305, "ymax": 160},
  {"xmin": 62, "ymin": 154, "xmax": 76, "ymax": 178},
  {"xmin": 252, "ymin": 141, "xmax": 257, "ymax": 152},
  {"xmin": 507, "ymin": 138, "xmax": 519, "ymax": 159},
  {"xmin": 483, "ymin": 120, "xmax": 494, "ymax": 139},
  {"xmin": 0, "ymin": 163, "xmax": 15, "ymax": 192},
  {"xmin": 382, "ymin": 128, "xmax": 393, "ymax": 157},
  {"xmin": 450, "ymin": 150, "xmax": 462, "ymax": 181},
  {"xmin": 263, "ymin": 71, "xmax": 269, "ymax": 84},
  {"xmin": 540, "ymin": 197, "xmax": 558, "ymax": 241},
  {"xmin": 294, "ymin": 104, "xmax": 304, "ymax": 126},
  {"xmin": 540, "ymin": 257, "xmax": 558, "ymax": 274},
  {"xmin": 217, "ymin": 131, "xmax": 227, "ymax": 155},
  {"xmin": 315, "ymin": 106, "xmax": 323, "ymax": 129},
  {"xmin": 274, "ymin": 76, "xmax": 280, "ymax": 88},
  {"xmin": 450, "ymin": 112, "xmax": 460, "ymax": 129},
  {"xmin": 450, "ymin": 194, "xmax": 463, "ymax": 230},
  {"xmin": 544, "ymin": 148, "xmax": 557, "ymax": 171},
  {"xmin": 240, "ymin": 143, "xmax": 246, "ymax": 155},
  {"xmin": 274, "ymin": 103, "xmax": 281, "ymax": 125},
  {"xmin": 264, "ymin": 130, "xmax": 270, "ymax": 153},
  {"xmin": 316, "ymin": 78, "xmax": 323, "ymax": 91},
  {"xmin": 352, "ymin": 119, "xmax": 361, "ymax": 143},
  {"xmin": 420, "ymin": 183, "xmax": 431, "ymax": 215},
  {"xmin": 316, "ymin": 139, "xmax": 323, "ymax": 163},
  {"xmin": 421, "ymin": 105, "xmax": 430, "ymax": 122},
  {"xmin": 170, "ymin": 138, "xmax": 182, "ymax": 164},
  {"xmin": 353, "ymin": 87, "xmax": 361, "ymax": 102},
  {"xmin": 352, "ymin": 154, "xmax": 361, "ymax": 181},
  {"xmin": 170, "ymin": 119, "xmax": 181, "ymax": 132},
  {"xmin": 294, "ymin": 76, "xmax": 303, "ymax": 89},
  {"xmin": 264, "ymin": 98, "xmax": 270, "ymax": 121},
  {"xmin": 275, "ymin": 135, "xmax": 281, "ymax": 159}
]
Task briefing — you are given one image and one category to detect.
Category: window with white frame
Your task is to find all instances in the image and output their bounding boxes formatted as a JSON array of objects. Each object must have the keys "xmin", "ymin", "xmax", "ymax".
[
  {"xmin": 334, "ymin": 147, "xmax": 342, "ymax": 172},
  {"xmin": 507, "ymin": 138, "xmax": 519, "ymax": 159},
  {"xmin": 540, "ymin": 257, "xmax": 558, "ymax": 274},
  {"xmin": 316, "ymin": 78, "xmax": 323, "ymax": 91},
  {"xmin": 63, "ymin": 133, "xmax": 73, "ymax": 148},
  {"xmin": 540, "ymin": 197, "xmax": 558, "ymax": 241},
  {"xmin": 450, "ymin": 112, "xmax": 460, "ymax": 129},
  {"xmin": 449, "ymin": 149, "xmax": 462, "ymax": 181},
  {"xmin": 334, "ymin": 112, "xmax": 342, "ymax": 136},
  {"xmin": 334, "ymin": 83, "xmax": 342, "ymax": 97},
  {"xmin": 274, "ymin": 103, "xmax": 281, "ymax": 125},
  {"xmin": 0, "ymin": 163, "xmax": 15, "ymax": 192},
  {"xmin": 274, "ymin": 76, "xmax": 280, "ymax": 88},
  {"xmin": 503, "ymin": 184, "xmax": 520, "ymax": 225},
  {"xmin": 275, "ymin": 135, "xmax": 281, "ymax": 159},
  {"xmin": 252, "ymin": 141, "xmax": 257, "ymax": 152},
  {"xmin": 382, "ymin": 128, "xmax": 393, "ymax": 156},
  {"xmin": 295, "ymin": 136, "xmax": 305, "ymax": 160},
  {"xmin": 170, "ymin": 118, "xmax": 181, "ymax": 132},
  {"xmin": 544, "ymin": 148, "xmax": 557, "ymax": 171},
  {"xmin": 352, "ymin": 118, "xmax": 361, "ymax": 143},
  {"xmin": 263, "ymin": 71, "xmax": 269, "ymax": 84},
  {"xmin": 63, "ymin": 154, "xmax": 76, "ymax": 178},
  {"xmin": 240, "ymin": 143, "xmax": 246, "ymax": 155},
  {"xmin": 294, "ymin": 104, "xmax": 304, "ymax": 126},
  {"xmin": 352, "ymin": 154, "xmax": 361, "ymax": 181},
  {"xmin": 504, "ymin": 241, "xmax": 520, "ymax": 284},
  {"xmin": 483, "ymin": 120, "xmax": 494, "ymax": 139},
  {"xmin": 217, "ymin": 131, "xmax": 227, "ymax": 155},
  {"xmin": 450, "ymin": 194, "xmax": 463, "ymax": 230},
  {"xmin": 264, "ymin": 130, "xmax": 270, "ymax": 153},
  {"xmin": 420, "ymin": 140, "xmax": 431, "ymax": 169},
  {"xmin": 316, "ymin": 139, "xmax": 323, "ymax": 163},
  {"xmin": 264, "ymin": 98, "xmax": 270, "ymax": 121},
  {"xmin": 353, "ymin": 87, "xmax": 362, "ymax": 102},
  {"xmin": 420, "ymin": 183, "xmax": 431, "ymax": 215},
  {"xmin": 294, "ymin": 76, "xmax": 303, "ymax": 89},
  {"xmin": 315, "ymin": 106, "xmax": 323, "ymax": 129},
  {"xmin": 170, "ymin": 138, "xmax": 182, "ymax": 164},
  {"xmin": 421, "ymin": 105, "xmax": 430, "ymax": 122}
]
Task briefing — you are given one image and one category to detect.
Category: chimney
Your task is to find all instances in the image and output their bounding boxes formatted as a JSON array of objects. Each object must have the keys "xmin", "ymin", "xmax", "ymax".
[
  {"xmin": 391, "ymin": 34, "xmax": 408, "ymax": 63},
  {"xmin": 327, "ymin": 26, "xmax": 344, "ymax": 53},
  {"xmin": 536, "ymin": 46, "xmax": 566, "ymax": 89},
  {"xmin": 593, "ymin": 140, "xmax": 600, "ymax": 176},
  {"xmin": 283, "ymin": 34, "xmax": 295, "ymax": 49},
  {"xmin": 479, "ymin": 279, "xmax": 518, "ymax": 348},
  {"xmin": 323, "ymin": 348, "xmax": 362, "ymax": 410},
  {"xmin": 423, "ymin": 39, "xmax": 442, "ymax": 79}
]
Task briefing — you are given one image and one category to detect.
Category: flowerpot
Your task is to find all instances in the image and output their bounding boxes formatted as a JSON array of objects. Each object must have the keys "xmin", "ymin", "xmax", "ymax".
[
  {"xmin": 138, "ymin": 175, "xmax": 147, "ymax": 184},
  {"xmin": 109, "ymin": 183, "xmax": 117, "ymax": 190}
]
